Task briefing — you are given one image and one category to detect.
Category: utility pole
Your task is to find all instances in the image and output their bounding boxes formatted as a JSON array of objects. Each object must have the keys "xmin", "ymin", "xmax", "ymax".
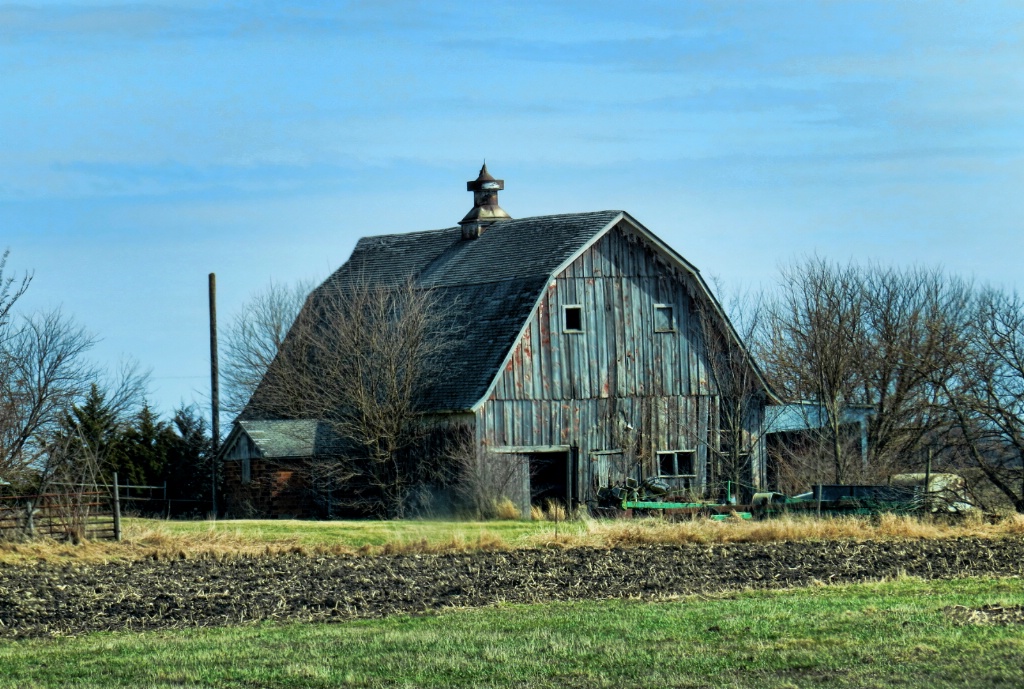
[
  {"xmin": 924, "ymin": 447, "xmax": 932, "ymax": 514},
  {"xmin": 209, "ymin": 273, "xmax": 220, "ymax": 517}
]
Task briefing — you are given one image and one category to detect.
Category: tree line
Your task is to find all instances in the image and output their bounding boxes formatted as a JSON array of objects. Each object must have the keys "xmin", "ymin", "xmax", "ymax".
[
  {"xmin": 0, "ymin": 251, "xmax": 214, "ymax": 516},
  {"xmin": 750, "ymin": 257, "xmax": 1024, "ymax": 512}
]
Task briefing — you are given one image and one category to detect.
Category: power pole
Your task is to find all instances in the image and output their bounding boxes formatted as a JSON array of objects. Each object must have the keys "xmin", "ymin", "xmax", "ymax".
[
  {"xmin": 924, "ymin": 447, "xmax": 932, "ymax": 513},
  {"xmin": 209, "ymin": 272, "xmax": 220, "ymax": 517}
]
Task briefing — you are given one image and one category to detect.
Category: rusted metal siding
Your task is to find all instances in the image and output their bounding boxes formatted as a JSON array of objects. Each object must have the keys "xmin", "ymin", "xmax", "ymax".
[{"xmin": 478, "ymin": 224, "xmax": 758, "ymax": 508}]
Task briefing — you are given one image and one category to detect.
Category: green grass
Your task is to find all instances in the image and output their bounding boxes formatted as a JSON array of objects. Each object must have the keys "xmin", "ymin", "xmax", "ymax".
[
  {"xmin": 124, "ymin": 516, "xmax": 585, "ymax": 549},
  {"xmin": 5, "ymin": 514, "xmax": 1021, "ymax": 565},
  {"xmin": 1, "ymin": 577, "xmax": 1022, "ymax": 688}
]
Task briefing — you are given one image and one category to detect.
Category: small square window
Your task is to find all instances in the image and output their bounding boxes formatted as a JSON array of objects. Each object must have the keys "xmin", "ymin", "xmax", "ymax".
[
  {"xmin": 658, "ymin": 450, "xmax": 696, "ymax": 477},
  {"xmin": 563, "ymin": 305, "xmax": 583, "ymax": 332},
  {"xmin": 654, "ymin": 304, "xmax": 675, "ymax": 332}
]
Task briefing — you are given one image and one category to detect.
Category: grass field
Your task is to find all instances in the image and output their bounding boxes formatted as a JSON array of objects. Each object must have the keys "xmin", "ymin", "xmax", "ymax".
[
  {"xmin": 1, "ymin": 513, "xmax": 1022, "ymax": 565},
  {"xmin": 0, "ymin": 576, "xmax": 1021, "ymax": 688},
  {"xmin": 129, "ymin": 516, "xmax": 571, "ymax": 549}
]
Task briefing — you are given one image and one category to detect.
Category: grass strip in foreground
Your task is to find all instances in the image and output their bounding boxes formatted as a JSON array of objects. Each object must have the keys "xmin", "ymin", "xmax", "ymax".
[{"xmin": 1, "ymin": 577, "xmax": 1022, "ymax": 688}]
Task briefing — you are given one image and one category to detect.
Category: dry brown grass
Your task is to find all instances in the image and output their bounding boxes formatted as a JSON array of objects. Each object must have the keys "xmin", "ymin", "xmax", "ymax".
[
  {"xmin": 493, "ymin": 498, "xmax": 522, "ymax": 521},
  {"xmin": 2, "ymin": 513, "xmax": 1023, "ymax": 566},
  {"xmin": 0, "ymin": 525, "xmax": 336, "ymax": 566},
  {"xmin": 537, "ymin": 512, "xmax": 1024, "ymax": 549},
  {"xmin": 531, "ymin": 500, "xmax": 569, "ymax": 522},
  {"xmin": 999, "ymin": 512, "xmax": 1024, "ymax": 536},
  {"xmin": 366, "ymin": 532, "xmax": 510, "ymax": 556}
]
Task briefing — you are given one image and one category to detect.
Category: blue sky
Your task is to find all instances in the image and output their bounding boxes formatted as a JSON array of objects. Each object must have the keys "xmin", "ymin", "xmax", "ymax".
[{"xmin": 2, "ymin": 1, "xmax": 1022, "ymax": 419}]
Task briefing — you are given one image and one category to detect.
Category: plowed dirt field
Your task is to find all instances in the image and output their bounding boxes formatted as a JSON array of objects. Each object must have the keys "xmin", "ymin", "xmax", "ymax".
[{"xmin": 2, "ymin": 537, "xmax": 1022, "ymax": 639}]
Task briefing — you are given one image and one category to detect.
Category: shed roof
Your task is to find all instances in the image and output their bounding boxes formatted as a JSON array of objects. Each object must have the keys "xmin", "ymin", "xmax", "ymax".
[
  {"xmin": 237, "ymin": 419, "xmax": 342, "ymax": 458},
  {"xmin": 764, "ymin": 403, "xmax": 874, "ymax": 435}
]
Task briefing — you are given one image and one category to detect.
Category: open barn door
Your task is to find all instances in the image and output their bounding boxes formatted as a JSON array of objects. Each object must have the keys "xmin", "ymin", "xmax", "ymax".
[{"xmin": 528, "ymin": 450, "xmax": 576, "ymax": 509}]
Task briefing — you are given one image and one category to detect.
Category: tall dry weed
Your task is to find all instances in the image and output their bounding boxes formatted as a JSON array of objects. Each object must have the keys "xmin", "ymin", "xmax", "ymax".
[
  {"xmin": 530, "ymin": 501, "xmax": 570, "ymax": 522},
  {"xmin": 493, "ymin": 497, "xmax": 522, "ymax": 520},
  {"xmin": 543, "ymin": 500, "xmax": 568, "ymax": 522},
  {"xmin": 6, "ymin": 511, "xmax": 1024, "ymax": 566},
  {"xmin": 567, "ymin": 513, "xmax": 1017, "ymax": 549},
  {"xmin": 1001, "ymin": 513, "xmax": 1024, "ymax": 535},
  {"xmin": 875, "ymin": 513, "xmax": 946, "ymax": 539},
  {"xmin": 371, "ymin": 532, "xmax": 510, "ymax": 556}
]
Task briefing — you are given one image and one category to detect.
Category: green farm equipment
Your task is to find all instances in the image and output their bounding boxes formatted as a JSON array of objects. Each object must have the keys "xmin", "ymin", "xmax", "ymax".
[
  {"xmin": 596, "ymin": 478, "xmax": 753, "ymax": 520},
  {"xmin": 595, "ymin": 477, "xmax": 973, "ymax": 520}
]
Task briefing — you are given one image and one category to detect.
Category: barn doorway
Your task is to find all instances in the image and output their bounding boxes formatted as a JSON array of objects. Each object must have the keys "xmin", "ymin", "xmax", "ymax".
[
  {"xmin": 528, "ymin": 451, "xmax": 568, "ymax": 507},
  {"xmin": 528, "ymin": 449, "xmax": 578, "ymax": 509}
]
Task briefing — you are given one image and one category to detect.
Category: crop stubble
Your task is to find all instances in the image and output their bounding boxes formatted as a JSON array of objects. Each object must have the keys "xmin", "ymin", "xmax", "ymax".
[{"xmin": 1, "ymin": 537, "xmax": 1022, "ymax": 639}]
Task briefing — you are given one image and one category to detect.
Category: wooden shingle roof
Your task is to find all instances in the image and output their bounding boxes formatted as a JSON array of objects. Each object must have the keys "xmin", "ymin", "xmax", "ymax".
[{"xmin": 313, "ymin": 211, "xmax": 623, "ymax": 411}]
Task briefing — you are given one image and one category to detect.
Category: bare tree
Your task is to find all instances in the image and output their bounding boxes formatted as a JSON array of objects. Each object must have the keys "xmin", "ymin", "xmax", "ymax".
[
  {"xmin": 0, "ymin": 310, "xmax": 98, "ymax": 485},
  {"xmin": 763, "ymin": 258, "xmax": 975, "ymax": 488},
  {"xmin": 942, "ymin": 288, "xmax": 1024, "ymax": 512},
  {"xmin": 246, "ymin": 279, "xmax": 458, "ymax": 518},
  {"xmin": 0, "ymin": 249, "xmax": 34, "ymax": 481},
  {"xmin": 449, "ymin": 428, "xmax": 524, "ymax": 518},
  {"xmin": 857, "ymin": 267, "xmax": 973, "ymax": 470},
  {"xmin": 222, "ymin": 279, "xmax": 314, "ymax": 417},
  {"xmin": 0, "ymin": 249, "xmax": 31, "ymax": 330},
  {"xmin": 763, "ymin": 257, "xmax": 865, "ymax": 483},
  {"xmin": 0, "ymin": 252, "xmax": 156, "ymax": 539},
  {"xmin": 696, "ymin": 286, "xmax": 769, "ymax": 500}
]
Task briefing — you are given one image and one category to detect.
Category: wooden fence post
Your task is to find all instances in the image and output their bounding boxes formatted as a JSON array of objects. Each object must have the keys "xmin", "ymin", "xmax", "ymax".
[
  {"xmin": 112, "ymin": 472, "xmax": 122, "ymax": 542},
  {"xmin": 24, "ymin": 498, "xmax": 35, "ymax": 539}
]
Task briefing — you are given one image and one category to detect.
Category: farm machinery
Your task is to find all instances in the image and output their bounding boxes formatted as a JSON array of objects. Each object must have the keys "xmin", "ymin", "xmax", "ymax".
[
  {"xmin": 595, "ymin": 473, "xmax": 975, "ymax": 520},
  {"xmin": 595, "ymin": 477, "xmax": 756, "ymax": 520}
]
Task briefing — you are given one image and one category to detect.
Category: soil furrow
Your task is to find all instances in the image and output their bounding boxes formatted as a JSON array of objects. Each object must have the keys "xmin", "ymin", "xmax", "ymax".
[{"xmin": 1, "ymin": 537, "xmax": 1022, "ymax": 639}]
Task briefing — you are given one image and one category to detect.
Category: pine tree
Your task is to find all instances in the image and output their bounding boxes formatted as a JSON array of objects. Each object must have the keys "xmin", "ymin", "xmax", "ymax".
[
  {"xmin": 121, "ymin": 405, "xmax": 173, "ymax": 488},
  {"xmin": 56, "ymin": 383, "xmax": 128, "ymax": 484},
  {"xmin": 163, "ymin": 405, "xmax": 213, "ymax": 514}
]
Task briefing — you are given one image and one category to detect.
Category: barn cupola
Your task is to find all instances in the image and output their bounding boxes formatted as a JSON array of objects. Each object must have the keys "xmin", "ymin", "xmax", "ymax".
[{"xmin": 459, "ymin": 163, "xmax": 512, "ymax": 239}]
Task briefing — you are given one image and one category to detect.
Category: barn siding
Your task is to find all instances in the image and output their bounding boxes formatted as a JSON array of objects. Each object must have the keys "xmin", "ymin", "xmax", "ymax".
[
  {"xmin": 489, "ymin": 226, "xmax": 716, "ymax": 403},
  {"xmin": 477, "ymin": 225, "xmax": 759, "ymax": 513}
]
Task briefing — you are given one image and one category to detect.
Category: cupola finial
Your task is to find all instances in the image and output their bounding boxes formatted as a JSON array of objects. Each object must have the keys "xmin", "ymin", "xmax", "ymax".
[{"xmin": 459, "ymin": 163, "xmax": 511, "ymax": 239}]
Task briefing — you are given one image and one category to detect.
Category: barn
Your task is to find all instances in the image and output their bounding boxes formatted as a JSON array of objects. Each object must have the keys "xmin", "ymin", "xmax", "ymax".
[{"xmin": 219, "ymin": 166, "xmax": 775, "ymax": 518}]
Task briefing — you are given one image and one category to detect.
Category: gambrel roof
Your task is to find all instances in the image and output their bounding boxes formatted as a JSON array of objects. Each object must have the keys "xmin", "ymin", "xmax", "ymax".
[
  {"xmin": 246, "ymin": 210, "xmax": 774, "ymax": 417},
  {"xmin": 313, "ymin": 211, "xmax": 621, "ymax": 411}
]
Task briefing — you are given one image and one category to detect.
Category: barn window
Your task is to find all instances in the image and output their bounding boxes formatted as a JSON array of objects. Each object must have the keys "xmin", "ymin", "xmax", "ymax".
[
  {"xmin": 563, "ymin": 305, "xmax": 583, "ymax": 332},
  {"xmin": 654, "ymin": 304, "xmax": 675, "ymax": 332},
  {"xmin": 658, "ymin": 450, "xmax": 696, "ymax": 477},
  {"xmin": 241, "ymin": 457, "xmax": 251, "ymax": 484}
]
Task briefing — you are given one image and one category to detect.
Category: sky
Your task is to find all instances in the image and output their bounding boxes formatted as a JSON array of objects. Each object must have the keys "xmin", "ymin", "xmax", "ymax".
[{"xmin": 2, "ymin": 1, "xmax": 1023, "ymax": 422}]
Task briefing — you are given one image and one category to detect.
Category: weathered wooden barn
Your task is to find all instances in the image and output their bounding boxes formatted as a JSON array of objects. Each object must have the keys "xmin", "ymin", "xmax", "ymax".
[{"xmin": 220, "ymin": 166, "xmax": 774, "ymax": 517}]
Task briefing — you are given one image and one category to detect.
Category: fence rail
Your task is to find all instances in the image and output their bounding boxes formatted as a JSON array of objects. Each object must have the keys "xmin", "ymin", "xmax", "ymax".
[
  {"xmin": 0, "ymin": 472, "xmax": 216, "ymax": 540},
  {"xmin": 0, "ymin": 489, "xmax": 119, "ymax": 541}
]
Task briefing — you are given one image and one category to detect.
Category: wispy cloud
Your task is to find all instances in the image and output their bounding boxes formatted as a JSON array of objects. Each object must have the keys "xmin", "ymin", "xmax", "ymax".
[
  {"xmin": 0, "ymin": 2, "xmax": 452, "ymax": 42},
  {"xmin": 3, "ymin": 0, "xmax": 1024, "ymax": 413}
]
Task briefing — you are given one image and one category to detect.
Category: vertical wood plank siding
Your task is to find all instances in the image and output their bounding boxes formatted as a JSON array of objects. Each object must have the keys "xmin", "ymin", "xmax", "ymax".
[{"xmin": 478, "ymin": 224, "xmax": 762, "ymax": 505}]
